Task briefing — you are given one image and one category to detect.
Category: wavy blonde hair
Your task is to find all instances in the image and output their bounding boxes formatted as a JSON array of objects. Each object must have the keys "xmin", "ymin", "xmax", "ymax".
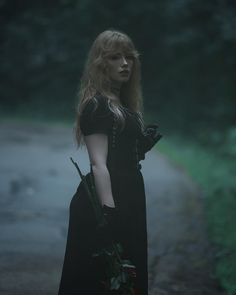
[{"xmin": 75, "ymin": 29, "xmax": 144, "ymax": 147}]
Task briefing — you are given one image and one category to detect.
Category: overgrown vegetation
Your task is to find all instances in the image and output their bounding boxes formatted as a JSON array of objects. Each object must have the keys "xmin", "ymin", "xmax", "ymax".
[
  {"xmin": 1, "ymin": 0, "xmax": 236, "ymax": 136},
  {"xmin": 157, "ymin": 135, "xmax": 236, "ymax": 294}
]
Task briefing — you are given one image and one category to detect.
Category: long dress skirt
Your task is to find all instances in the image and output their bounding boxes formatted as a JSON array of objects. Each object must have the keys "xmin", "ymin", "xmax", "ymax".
[{"xmin": 58, "ymin": 168, "xmax": 148, "ymax": 295}]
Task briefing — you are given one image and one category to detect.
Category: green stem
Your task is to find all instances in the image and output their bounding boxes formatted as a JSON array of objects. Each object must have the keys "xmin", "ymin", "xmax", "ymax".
[{"xmin": 70, "ymin": 157, "xmax": 102, "ymax": 221}]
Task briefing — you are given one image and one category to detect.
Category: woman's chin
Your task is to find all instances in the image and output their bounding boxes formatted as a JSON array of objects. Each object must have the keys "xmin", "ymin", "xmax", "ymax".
[
  {"xmin": 119, "ymin": 76, "xmax": 130, "ymax": 83},
  {"xmin": 110, "ymin": 75, "xmax": 130, "ymax": 85}
]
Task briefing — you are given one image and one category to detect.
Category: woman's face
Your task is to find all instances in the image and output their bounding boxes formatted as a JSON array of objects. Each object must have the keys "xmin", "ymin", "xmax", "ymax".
[{"xmin": 106, "ymin": 52, "xmax": 134, "ymax": 85}]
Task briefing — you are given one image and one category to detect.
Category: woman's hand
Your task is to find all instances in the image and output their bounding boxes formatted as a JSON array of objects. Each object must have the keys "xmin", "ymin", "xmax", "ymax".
[
  {"xmin": 137, "ymin": 124, "xmax": 162, "ymax": 160},
  {"xmin": 96, "ymin": 205, "xmax": 119, "ymax": 247},
  {"xmin": 143, "ymin": 124, "xmax": 162, "ymax": 149},
  {"xmin": 102, "ymin": 204, "xmax": 117, "ymax": 226}
]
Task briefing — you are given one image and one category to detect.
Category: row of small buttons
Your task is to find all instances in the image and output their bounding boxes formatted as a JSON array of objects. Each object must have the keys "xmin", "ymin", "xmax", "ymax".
[
  {"xmin": 111, "ymin": 116, "xmax": 141, "ymax": 170},
  {"xmin": 111, "ymin": 117, "xmax": 116, "ymax": 149},
  {"xmin": 135, "ymin": 139, "xmax": 142, "ymax": 170}
]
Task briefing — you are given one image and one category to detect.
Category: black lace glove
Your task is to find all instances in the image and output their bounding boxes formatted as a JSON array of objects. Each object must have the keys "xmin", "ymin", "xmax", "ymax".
[
  {"xmin": 95, "ymin": 205, "xmax": 119, "ymax": 248},
  {"xmin": 137, "ymin": 124, "xmax": 162, "ymax": 160}
]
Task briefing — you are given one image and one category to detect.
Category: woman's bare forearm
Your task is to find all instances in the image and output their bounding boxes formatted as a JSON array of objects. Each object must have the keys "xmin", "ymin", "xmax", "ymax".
[{"xmin": 92, "ymin": 164, "xmax": 115, "ymax": 208}]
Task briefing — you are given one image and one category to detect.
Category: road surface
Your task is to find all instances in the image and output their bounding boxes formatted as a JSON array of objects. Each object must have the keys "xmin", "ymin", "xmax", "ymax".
[{"xmin": 0, "ymin": 121, "xmax": 223, "ymax": 294}]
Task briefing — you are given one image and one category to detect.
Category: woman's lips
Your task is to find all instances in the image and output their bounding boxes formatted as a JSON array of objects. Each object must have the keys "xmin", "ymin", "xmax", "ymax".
[{"xmin": 119, "ymin": 70, "xmax": 130, "ymax": 75}]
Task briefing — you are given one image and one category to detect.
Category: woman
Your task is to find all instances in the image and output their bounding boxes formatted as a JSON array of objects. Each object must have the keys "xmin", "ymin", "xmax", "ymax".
[{"xmin": 58, "ymin": 29, "xmax": 161, "ymax": 295}]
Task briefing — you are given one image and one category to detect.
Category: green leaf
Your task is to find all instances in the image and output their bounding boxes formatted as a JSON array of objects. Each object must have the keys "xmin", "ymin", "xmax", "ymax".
[
  {"xmin": 115, "ymin": 243, "xmax": 123, "ymax": 253},
  {"xmin": 110, "ymin": 276, "xmax": 121, "ymax": 290},
  {"xmin": 120, "ymin": 270, "xmax": 128, "ymax": 283}
]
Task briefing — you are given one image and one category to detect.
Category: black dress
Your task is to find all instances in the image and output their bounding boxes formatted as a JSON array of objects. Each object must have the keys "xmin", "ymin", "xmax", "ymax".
[{"xmin": 58, "ymin": 94, "xmax": 148, "ymax": 295}]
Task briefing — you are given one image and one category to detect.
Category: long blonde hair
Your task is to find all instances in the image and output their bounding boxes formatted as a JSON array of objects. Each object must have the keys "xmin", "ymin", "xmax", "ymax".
[{"xmin": 75, "ymin": 29, "xmax": 144, "ymax": 147}]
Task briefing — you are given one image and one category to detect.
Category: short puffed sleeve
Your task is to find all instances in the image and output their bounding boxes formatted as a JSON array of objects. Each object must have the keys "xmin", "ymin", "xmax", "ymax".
[{"xmin": 80, "ymin": 96, "xmax": 113, "ymax": 136}]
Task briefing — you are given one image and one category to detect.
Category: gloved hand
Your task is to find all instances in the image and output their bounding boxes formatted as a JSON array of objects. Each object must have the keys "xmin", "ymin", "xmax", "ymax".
[
  {"xmin": 95, "ymin": 205, "xmax": 119, "ymax": 248},
  {"xmin": 143, "ymin": 124, "xmax": 162, "ymax": 149},
  {"xmin": 137, "ymin": 124, "xmax": 162, "ymax": 160}
]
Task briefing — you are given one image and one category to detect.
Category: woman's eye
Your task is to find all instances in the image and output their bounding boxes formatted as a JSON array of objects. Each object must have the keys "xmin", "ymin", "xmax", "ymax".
[
  {"xmin": 110, "ymin": 54, "xmax": 120, "ymax": 60},
  {"xmin": 126, "ymin": 55, "xmax": 133, "ymax": 60},
  {"xmin": 108, "ymin": 54, "xmax": 134, "ymax": 61}
]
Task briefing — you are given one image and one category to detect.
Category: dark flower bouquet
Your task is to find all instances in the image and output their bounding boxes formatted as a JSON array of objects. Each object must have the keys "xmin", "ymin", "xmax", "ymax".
[{"xmin": 70, "ymin": 157, "xmax": 136, "ymax": 295}]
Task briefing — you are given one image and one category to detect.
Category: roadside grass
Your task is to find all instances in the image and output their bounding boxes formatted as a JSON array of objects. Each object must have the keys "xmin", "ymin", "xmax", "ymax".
[{"xmin": 157, "ymin": 136, "xmax": 236, "ymax": 294}]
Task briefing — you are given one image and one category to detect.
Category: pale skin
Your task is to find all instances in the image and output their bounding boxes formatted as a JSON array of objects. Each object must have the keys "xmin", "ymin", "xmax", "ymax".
[{"xmin": 84, "ymin": 53, "xmax": 134, "ymax": 208}]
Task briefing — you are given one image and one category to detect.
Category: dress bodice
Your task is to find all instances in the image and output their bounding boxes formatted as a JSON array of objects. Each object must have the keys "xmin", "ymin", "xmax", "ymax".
[
  {"xmin": 107, "ymin": 107, "xmax": 143, "ymax": 173},
  {"xmin": 80, "ymin": 94, "xmax": 143, "ymax": 173}
]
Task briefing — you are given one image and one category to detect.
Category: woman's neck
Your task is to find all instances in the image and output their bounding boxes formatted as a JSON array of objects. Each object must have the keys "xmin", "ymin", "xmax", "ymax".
[
  {"xmin": 111, "ymin": 85, "xmax": 120, "ymax": 96},
  {"xmin": 110, "ymin": 83, "xmax": 122, "ymax": 104}
]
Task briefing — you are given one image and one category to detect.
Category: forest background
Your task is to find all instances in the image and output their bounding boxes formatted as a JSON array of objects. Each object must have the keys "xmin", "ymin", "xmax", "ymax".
[{"xmin": 0, "ymin": 0, "xmax": 236, "ymax": 293}]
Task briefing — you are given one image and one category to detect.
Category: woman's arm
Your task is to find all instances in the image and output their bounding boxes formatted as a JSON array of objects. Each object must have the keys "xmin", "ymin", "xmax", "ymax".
[{"xmin": 84, "ymin": 133, "xmax": 115, "ymax": 208}]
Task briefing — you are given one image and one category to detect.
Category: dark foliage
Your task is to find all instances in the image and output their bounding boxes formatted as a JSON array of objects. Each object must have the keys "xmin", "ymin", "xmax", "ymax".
[{"xmin": 0, "ymin": 0, "xmax": 235, "ymax": 139}]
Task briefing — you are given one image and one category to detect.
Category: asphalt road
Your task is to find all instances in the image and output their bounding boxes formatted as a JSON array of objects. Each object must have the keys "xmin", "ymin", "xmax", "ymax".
[{"xmin": 0, "ymin": 121, "xmax": 223, "ymax": 295}]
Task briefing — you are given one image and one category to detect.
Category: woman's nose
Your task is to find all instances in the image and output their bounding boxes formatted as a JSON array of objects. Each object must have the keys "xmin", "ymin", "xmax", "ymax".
[{"xmin": 121, "ymin": 56, "xmax": 128, "ymax": 65}]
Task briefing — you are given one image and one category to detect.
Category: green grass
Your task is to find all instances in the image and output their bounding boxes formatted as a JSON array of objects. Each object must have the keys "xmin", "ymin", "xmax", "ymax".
[{"xmin": 157, "ymin": 136, "xmax": 236, "ymax": 294}]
